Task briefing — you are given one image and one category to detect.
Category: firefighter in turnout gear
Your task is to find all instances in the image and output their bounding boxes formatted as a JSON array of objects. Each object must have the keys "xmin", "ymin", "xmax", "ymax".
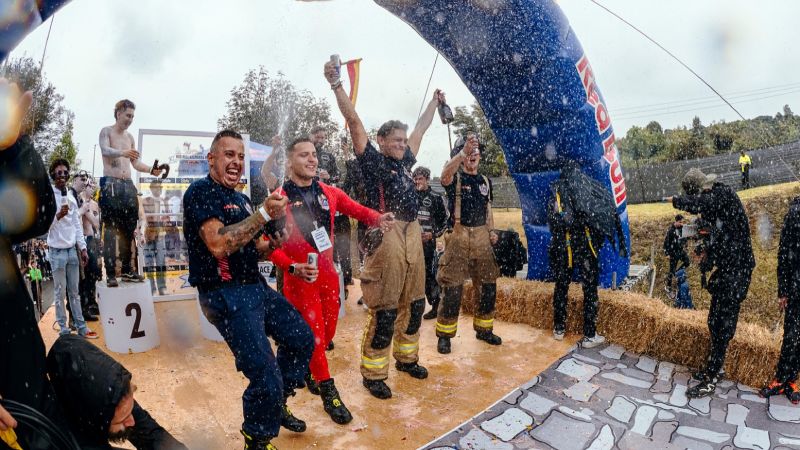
[
  {"xmin": 327, "ymin": 60, "xmax": 442, "ymax": 399},
  {"xmin": 435, "ymin": 132, "xmax": 502, "ymax": 354},
  {"xmin": 413, "ymin": 166, "xmax": 449, "ymax": 320}
]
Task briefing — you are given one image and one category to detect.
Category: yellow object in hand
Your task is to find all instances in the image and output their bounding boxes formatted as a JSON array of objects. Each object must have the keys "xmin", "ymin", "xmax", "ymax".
[{"xmin": 0, "ymin": 427, "xmax": 23, "ymax": 450}]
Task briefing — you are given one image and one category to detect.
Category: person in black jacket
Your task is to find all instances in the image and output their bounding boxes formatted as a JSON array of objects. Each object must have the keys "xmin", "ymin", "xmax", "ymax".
[
  {"xmin": 663, "ymin": 214, "xmax": 690, "ymax": 296},
  {"xmin": 760, "ymin": 195, "xmax": 800, "ymax": 404},
  {"xmin": 46, "ymin": 335, "xmax": 187, "ymax": 450},
  {"xmin": 0, "ymin": 81, "xmax": 65, "ymax": 450},
  {"xmin": 413, "ymin": 166, "xmax": 448, "ymax": 320},
  {"xmin": 668, "ymin": 168, "xmax": 755, "ymax": 399}
]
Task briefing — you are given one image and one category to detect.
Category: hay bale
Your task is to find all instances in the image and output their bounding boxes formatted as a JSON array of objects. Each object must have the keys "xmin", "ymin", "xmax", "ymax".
[{"xmin": 461, "ymin": 278, "xmax": 784, "ymax": 387}]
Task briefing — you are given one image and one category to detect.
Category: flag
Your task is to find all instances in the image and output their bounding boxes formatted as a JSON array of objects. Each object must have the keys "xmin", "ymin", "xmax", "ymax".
[{"xmin": 344, "ymin": 58, "xmax": 362, "ymax": 106}]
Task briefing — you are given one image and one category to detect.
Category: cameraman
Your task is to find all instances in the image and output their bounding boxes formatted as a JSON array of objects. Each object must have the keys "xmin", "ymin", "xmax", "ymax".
[{"xmin": 667, "ymin": 168, "xmax": 754, "ymax": 399}]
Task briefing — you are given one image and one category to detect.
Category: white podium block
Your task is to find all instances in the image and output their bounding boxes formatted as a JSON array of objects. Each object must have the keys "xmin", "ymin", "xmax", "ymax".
[
  {"xmin": 96, "ymin": 281, "xmax": 160, "ymax": 354},
  {"xmin": 196, "ymin": 296, "xmax": 225, "ymax": 342}
]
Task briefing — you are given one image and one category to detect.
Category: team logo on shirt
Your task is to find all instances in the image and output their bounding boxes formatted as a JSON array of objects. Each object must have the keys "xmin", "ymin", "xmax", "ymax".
[
  {"xmin": 223, "ymin": 204, "xmax": 240, "ymax": 211},
  {"xmin": 480, "ymin": 183, "xmax": 489, "ymax": 196},
  {"xmin": 318, "ymin": 194, "xmax": 330, "ymax": 210},
  {"xmin": 422, "ymin": 197, "xmax": 432, "ymax": 208}
]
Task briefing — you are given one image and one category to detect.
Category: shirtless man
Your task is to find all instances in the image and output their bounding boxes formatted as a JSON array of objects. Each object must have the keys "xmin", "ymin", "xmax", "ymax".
[{"xmin": 98, "ymin": 99, "xmax": 163, "ymax": 287}]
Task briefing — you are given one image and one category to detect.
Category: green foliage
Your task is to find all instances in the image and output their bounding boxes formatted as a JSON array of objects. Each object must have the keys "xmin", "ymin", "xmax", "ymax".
[
  {"xmin": 50, "ymin": 115, "xmax": 78, "ymax": 168},
  {"xmin": 451, "ymin": 102, "xmax": 508, "ymax": 177},
  {"xmin": 218, "ymin": 66, "xmax": 340, "ymax": 154},
  {"xmin": 1, "ymin": 57, "xmax": 74, "ymax": 161},
  {"xmin": 617, "ymin": 106, "xmax": 800, "ymax": 165}
]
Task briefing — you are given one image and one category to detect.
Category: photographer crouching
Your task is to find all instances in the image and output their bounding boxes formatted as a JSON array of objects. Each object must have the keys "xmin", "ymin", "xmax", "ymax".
[{"xmin": 665, "ymin": 168, "xmax": 755, "ymax": 399}]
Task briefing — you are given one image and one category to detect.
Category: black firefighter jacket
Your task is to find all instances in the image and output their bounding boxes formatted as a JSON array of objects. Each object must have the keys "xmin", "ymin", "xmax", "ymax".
[{"xmin": 778, "ymin": 196, "xmax": 800, "ymax": 302}]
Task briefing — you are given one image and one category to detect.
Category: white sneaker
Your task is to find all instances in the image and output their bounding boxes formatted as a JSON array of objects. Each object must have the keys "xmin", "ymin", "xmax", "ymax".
[
  {"xmin": 581, "ymin": 334, "xmax": 606, "ymax": 348},
  {"xmin": 553, "ymin": 329, "xmax": 565, "ymax": 341}
]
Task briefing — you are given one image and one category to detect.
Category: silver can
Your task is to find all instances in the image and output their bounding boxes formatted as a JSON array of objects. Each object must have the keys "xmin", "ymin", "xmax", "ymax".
[
  {"xmin": 307, "ymin": 253, "xmax": 318, "ymax": 269},
  {"xmin": 330, "ymin": 54, "xmax": 341, "ymax": 78}
]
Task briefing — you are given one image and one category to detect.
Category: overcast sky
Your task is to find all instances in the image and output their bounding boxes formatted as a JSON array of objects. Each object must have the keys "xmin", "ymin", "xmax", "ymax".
[{"xmin": 9, "ymin": 0, "xmax": 800, "ymax": 176}]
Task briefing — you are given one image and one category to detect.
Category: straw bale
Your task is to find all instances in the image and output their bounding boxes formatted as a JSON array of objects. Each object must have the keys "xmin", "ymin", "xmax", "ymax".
[{"xmin": 461, "ymin": 278, "xmax": 784, "ymax": 387}]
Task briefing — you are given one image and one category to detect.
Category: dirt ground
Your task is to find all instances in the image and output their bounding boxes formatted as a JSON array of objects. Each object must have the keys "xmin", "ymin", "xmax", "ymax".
[{"xmin": 39, "ymin": 281, "xmax": 574, "ymax": 450}]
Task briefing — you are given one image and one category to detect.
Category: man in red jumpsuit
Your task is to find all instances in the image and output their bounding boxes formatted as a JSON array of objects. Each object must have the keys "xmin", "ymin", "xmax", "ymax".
[{"xmin": 269, "ymin": 137, "xmax": 394, "ymax": 425}]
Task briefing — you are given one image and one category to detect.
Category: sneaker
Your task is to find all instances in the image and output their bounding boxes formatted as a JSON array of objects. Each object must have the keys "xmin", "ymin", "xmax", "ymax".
[
  {"xmin": 106, "ymin": 277, "xmax": 119, "ymax": 288},
  {"xmin": 580, "ymin": 334, "xmax": 606, "ymax": 349},
  {"xmin": 759, "ymin": 379, "xmax": 785, "ymax": 398},
  {"xmin": 686, "ymin": 379, "xmax": 716, "ymax": 398},
  {"xmin": 422, "ymin": 308, "xmax": 437, "ymax": 320},
  {"xmin": 280, "ymin": 404, "xmax": 306, "ymax": 433},
  {"xmin": 362, "ymin": 378, "xmax": 392, "ymax": 399},
  {"xmin": 785, "ymin": 381, "xmax": 800, "ymax": 405},
  {"xmin": 476, "ymin": 330, "xmax": 502, "ymax": 345},
  {"xmin": 80, "ymin": 330, "xmax": 99, "ymax": 340},
  {"xmin": 553, "ymin": 329, "xmax": 565, "ymax": 341},
  {"xmin": 395, "ymin": 361, "xmax": 428, "ymax": 379},
  {"xmin": 121, "ymin": 272, "xmax": 145, "ymax": 283},
  {"xmin": 240, "ymin": 429, "xmax": 277, "ymax": 450},
  {"xmin": 437, "ymin": 337, "xmax": 451, "ymax": 354},
  {"xmin": 305, "ymin": 372, "xmax": 320, "ymax": 396},
  {"xmin": 319, "ymin": 378, "xmax": 353, "ymax": 425}
]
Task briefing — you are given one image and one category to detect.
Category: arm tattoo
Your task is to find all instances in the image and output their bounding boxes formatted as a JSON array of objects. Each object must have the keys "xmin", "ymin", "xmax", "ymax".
[{"xmin": 217, "ymin": 214, "xmax": 264, "ymax": 255}]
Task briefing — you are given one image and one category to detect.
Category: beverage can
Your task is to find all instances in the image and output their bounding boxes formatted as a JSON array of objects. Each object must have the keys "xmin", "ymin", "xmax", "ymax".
[
  {"xmin": 330, "ymin": 54, "xmax": 341, "ymax": 78},
  {"xmin": 307, "ymin": 253, "xmax": 318, "ymax": 269}
]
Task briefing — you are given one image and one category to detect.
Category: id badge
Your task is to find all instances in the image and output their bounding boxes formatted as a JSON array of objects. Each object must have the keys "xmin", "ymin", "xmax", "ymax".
[{"xmin": 311, "ymin": 226, "xmax": 333, "ymax": 252}]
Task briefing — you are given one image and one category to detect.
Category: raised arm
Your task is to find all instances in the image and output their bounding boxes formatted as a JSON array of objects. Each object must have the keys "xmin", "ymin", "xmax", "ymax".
[
  {"xmin": 325, "ymin": 61, "xmax": 368, "ymax": 155},
  {"xmin": 441, "ymin": 136, "xmax": 477, "ymax": 186},
  {"xmin": 408, "ymin": 89, "xmax": 442, "ymax": 156}
]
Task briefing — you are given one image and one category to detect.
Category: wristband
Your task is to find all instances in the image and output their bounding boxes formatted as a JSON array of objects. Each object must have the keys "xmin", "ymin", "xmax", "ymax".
[
  {"xmin": 258, "ymin": 205, "xmax": 271, "ymax": 222},
  {"xmin": 330, "ymin": 80, "xmax": 343, "ymax": 90}
]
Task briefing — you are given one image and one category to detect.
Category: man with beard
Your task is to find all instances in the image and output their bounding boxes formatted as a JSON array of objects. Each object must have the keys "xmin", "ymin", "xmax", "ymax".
[
  {"xmin": 269, "ymin": 137, "xmax": 393, "ymax": 424},
  {"xmin": 435, "ymin": 133, "xmax": 502, "ymax": 354},
  {"xmin": 183, "ymin": 130, "xmax": 314, "ymax": 449},
  {"xmin": 326, "ymin": 61, "xmax": 441, "ymax": 399},
  {"xmin": 45, "ymin": 335, "xmax": 187, "ymax": 450},
  {"xmin": 412, "ymin": 166, "xmax": 448, "ymax": 320},
  {"xmin": 98, "ymin": 99, "xmax": 164, "ymax": 287}
]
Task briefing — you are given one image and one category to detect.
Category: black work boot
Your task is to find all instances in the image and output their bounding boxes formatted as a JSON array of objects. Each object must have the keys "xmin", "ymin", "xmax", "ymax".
[
  {"xmin": 280, "ymin": 391, "xmax": 306, "ymax": 433},
  {"xmin": 437, "ymin": 336, "xmax": 451, "ymax": 354},
  {"xmin": 319, "ymin": 378, "xmax": 353, "ymax": 424},
  {"xmin": 241, "ymin": 430, "xmax": 277, "ymax": 450},
  {"xmin": 362, "ymin": 378, "xmax": 392, "ymax": 399},
  {"xmin": 395, "ymin": 361, "xmax": 428, "ymax": 379},
  {"xmin": 305, "ymin": 372, "xmax": 320, "ymax": 396},
  {"xmin": 423, "ymin": 300, "xmax": 439, "ymax": 320},
  {"xmin": 686, "ymin": 374, "xmax": 717, "ymax": 399},
  {"xmin": 476, "ymin": 330, "xmax": 503, "ymax": 345}
]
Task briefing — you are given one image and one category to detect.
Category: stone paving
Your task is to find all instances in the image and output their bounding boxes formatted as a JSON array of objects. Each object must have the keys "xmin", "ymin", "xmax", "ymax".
[{"xmin": 421, "ymin": 343, "xmax": 800, "ymax": 450}]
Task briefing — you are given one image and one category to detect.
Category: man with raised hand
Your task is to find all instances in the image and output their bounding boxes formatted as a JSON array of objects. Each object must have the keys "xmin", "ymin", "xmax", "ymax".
[{"xmin": 325, "ymin": 59, "xmax": 440, "ymax": 399}]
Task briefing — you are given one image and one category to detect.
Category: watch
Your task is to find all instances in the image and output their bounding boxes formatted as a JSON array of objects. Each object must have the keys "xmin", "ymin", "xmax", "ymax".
[{"xmin": 288, "ymin": 264, "xmax": 296, "ymax": 275}]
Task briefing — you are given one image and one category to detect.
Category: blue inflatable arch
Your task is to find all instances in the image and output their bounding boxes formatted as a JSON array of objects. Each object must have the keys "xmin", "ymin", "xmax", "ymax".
[{"xmin": 2, "ymin": 0, "xmax": 630, "ymax": 286}]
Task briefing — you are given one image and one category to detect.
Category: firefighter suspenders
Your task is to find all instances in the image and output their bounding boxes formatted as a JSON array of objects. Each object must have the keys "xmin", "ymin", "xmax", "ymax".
[
  {"xmin": 555, "ymin": 191, "xmax": 596, "ymax": 270},
  {"xmin": 453, "ymin": 172, "xmax": 491, "ymax": 226}
]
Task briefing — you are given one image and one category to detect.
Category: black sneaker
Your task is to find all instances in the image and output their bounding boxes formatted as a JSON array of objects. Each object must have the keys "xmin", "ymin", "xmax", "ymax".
[
  {"xmin": 395, "ymin": 361, "xmax": 428, "ymax": 379},
  {"xmin": 437, "ymin": 337, "xmax": 451, "ymax": 354},
  {"xmin": 240, "ymin": 430, "xmax": 277, "ymax": 450},
  {"xmin": 280, "ymin": 404, "xmax": 306, "ymax": 433},
  {"xmin": 423, "ymin": 308, "xmax": 437, "ymax": 320},
  {"xmin": 106, "ymin": 277, "xmax": 119, "ymax": 288},
  {"xmin": 362, "ymin": 378, "xmax": 392, "ymax": 399},
  {"xmin": 476, "ymin": 330, "xmax": 502, "ymax": 345},
  {"xmin": 786, "ymin": 381, "xmax": 800, "ymax": 405},
  {"xmin": 686, "ymin": 379, "xmax": 716, "ymax": 399},
  {"xmin": 319, "ymin": 378, "xmax": 353, "ymax": 425},
  {"xmin": 759, "ymin": 379, "xmax": 785, "ymax": 398},
  {"xmin": 305, "ymin": 372, "xmax": 320, "ymax": 396},
  {"xmin": 121, "ymin": 272, "xmax": 145, "ymax": 283}
]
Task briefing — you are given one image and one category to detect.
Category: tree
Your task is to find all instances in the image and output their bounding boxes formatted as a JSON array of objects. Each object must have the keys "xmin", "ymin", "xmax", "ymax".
[
  {"xmin": 783, "ymin": 104, "xmax": 794, "ymax": 118},
  {"xmin": 50, "ymin": 114, "xmax": 79, "ymax": 168},
  {"xmin": 218, "ymin": 67, "xmax": 339, "ymax": 153},
  {"xmin": 0, "ymin": 57, "xmax": 74, "ymax": 161},
  {"xmin": 450, "ymin": 102, "xmax": 508, "ymax": 177}
]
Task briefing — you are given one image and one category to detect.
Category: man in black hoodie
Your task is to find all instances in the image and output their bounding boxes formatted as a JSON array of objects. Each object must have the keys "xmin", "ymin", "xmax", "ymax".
[
  {"xmin": 669, "ymin": 168, "xmax": 755, "ymax": 398},
  {"xmin": 0, "ymin": 81, "xmax": 63, "ymax": 450},
  {"xmin": 46, "ymin": 335, "xmax": 187, "ymax": 450}
]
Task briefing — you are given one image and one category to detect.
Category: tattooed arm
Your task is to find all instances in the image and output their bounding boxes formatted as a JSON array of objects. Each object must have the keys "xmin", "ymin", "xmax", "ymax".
[{"xmin": 199, "ymin": 213, "xmax": 267, "ymax": 259}]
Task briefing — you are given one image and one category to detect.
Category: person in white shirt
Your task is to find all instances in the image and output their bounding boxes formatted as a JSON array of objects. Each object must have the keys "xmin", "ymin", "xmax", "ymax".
[{"xmin": 47, "ymin": 159, "xmax": 98, "ymax": 339}]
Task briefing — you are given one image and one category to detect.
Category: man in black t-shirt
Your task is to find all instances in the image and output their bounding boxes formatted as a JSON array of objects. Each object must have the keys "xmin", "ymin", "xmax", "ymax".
[
  {"xmin": 412, "ymin": 166, "xmax": 448, "ymax": 319},
  {"xmin": 435, "ymin": 132, "xmax": 502, "ymax": 354},
  {"xmin": 326, "ymin": 60, "xmax": 441, "ymax": 400},
  {"xmin": 183, "ymin": 130, "xmax": 314, "ymax": 449}
]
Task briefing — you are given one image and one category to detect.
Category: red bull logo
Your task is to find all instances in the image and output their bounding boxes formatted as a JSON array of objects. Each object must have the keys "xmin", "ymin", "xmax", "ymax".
[{"xmin": 576, "ymin": 55, "xmax": 627, "ymax": 207}]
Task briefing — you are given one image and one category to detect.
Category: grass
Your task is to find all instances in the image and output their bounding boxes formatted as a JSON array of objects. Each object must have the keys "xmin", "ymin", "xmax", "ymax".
[{"xmin": 491, "ymin": 181, "xmax": 800, "ymax": 330}]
